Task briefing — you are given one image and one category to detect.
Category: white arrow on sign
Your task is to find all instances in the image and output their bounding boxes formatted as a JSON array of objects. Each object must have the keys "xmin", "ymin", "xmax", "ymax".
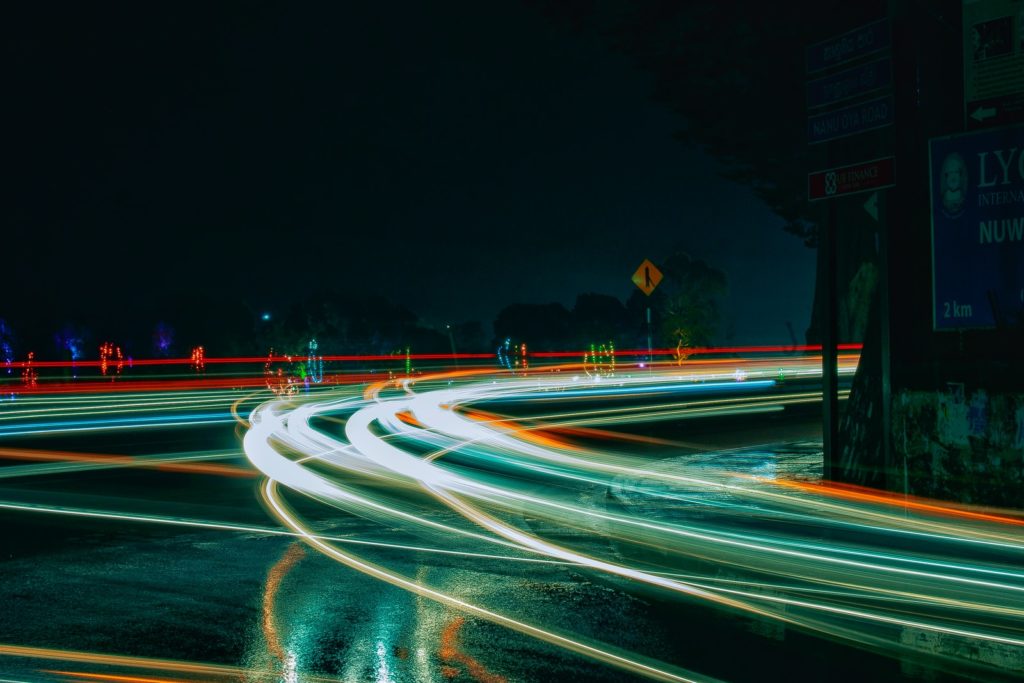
[
  {"xmin": 863, "ymin": 192, "xmax": 879, "ymax": 221},
  {"xmin": 971, "ymin": 106, "xmax": 997, "ymax": 123}
]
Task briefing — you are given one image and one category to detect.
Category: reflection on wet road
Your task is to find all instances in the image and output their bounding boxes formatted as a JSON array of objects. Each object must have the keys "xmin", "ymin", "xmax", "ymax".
[{"xmin": 242, "ymin": 365, "xmax": 1022, "ymax": 681}]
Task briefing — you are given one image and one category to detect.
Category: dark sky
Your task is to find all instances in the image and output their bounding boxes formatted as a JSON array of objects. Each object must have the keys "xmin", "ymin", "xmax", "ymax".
[{"xmin": 7, "ymin": 3, "xmax": 814, "ymax": 344}]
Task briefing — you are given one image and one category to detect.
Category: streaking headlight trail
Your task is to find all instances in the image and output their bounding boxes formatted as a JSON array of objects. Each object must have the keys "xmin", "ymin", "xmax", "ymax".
[{"xmin": 243, "ymin": 364, "xmax": 1024, "ymax": 680}]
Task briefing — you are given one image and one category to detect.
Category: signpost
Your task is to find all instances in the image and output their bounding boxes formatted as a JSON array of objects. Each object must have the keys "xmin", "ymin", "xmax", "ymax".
[
  {"xmin": 808, "ymin": 156, "xmax": 896, "ymax": 201},
  {"xmin": 806, "ymin": 57, "xmax": 892, "ymax": 110},
  {"xmin": 806, "ymin": 18, "xmax": 890, "ymax": 74},
  {"xmin": 929, "ymin": 125, "xmax": 1024, "ymax": 329},
  {"xmin": 805, "ymin": 17, "xmax": 893, "ymax": 482},
  {"xmin": 807, "ymin": 95, "xmax": 894, "ymax": 145},
  {"xmin": 963, "ymin": 0, "xmax": 1024, "ymax": 130},
  {"xmin": 631, "ymin": 258, "xmax": 663, "ymax": 365},
  {"xmin": 631, "ymin": 258, "xmax": 663, "ymax": 296},
  {"xmin": 864, "ymin": 192, "xmax": 880, "ymax": 221}
]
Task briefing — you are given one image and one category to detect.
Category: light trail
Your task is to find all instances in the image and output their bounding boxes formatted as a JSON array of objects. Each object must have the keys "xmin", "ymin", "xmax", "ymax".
[
  {"xmin": 260, "ymin": 543, "xmax": 306, "ymax": 666},
  {"xmin": 770, "ymin": 477, "xmax": 1024, "ymax": 527},
  {"xmin": 8, "ymin": 349, "xmax": 1016, "ymax": 680},
  {"xmin": 0, "ymin": 644, "xmax": 343, "ymax": 682},
  {"xmin": 0, "ymin": 387, "xmax": 268, "ymax": 436},
  {"xmin": 2, "ymin": 344, "xmax": 862, "ymax": 369},
  {"xmin": 0, "ymin": 412, "xmax": 239, "ymax": 437},
  {"xmin": 0, "ymin": 447, "xmax": 253, "ymax": 478},
  {"xmin": 242, "ymin": 362, "xmax": 1024, "ymax": 679},
  {"xmin": 261, "ymin": 480, "xmax": 713, "ymax": 683},
  {"xmin": 0, "ymin": 500, "xmax": 577, "ymax": 566},
  {"xmin": 0, "ymin": 345, "xmax": 861, "ymax": 401},
  {"xmin": 43, "ymin": 671, "xmax": 195, "ymax": 683}
]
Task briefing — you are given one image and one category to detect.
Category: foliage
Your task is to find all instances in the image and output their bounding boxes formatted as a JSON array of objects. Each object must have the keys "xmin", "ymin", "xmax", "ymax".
[
  {"xmin": 493, "ymin": 303, "xmax": 572, "ymax": 351},
  {"xmin": 571, "ymin": 293, "xmax": 630, "ymax": 347},
  {"xmin": 256, "ymin": 290, "xmax": 459, "ymax": 357},
  {"xmin": 657, "ymin": 251, "xmax": 727, "ymax": 348},
  {"xmin": 526, "ymin": 0, "xmax": 889, "ymax": 247}
]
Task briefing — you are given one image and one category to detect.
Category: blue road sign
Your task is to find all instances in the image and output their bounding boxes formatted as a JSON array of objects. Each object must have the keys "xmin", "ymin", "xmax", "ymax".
[
  {"xmin": 807, "ymin": 95, "xmax": 894, "ymax": 144},
  {"xmin": 806, "ymin": 57, "xmax": 892, "ymax": 109},
  {"xmin": 930, "ymin": 126, "xmax": 1024, "ymax": 329},
  {"xmin": 806, "ymin": 19, "xmax": 889, "ymax": 74}
]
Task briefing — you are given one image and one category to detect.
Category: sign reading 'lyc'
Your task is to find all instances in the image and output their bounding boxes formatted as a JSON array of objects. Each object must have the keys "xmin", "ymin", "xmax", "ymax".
[
  {"xmin": 930, "ymin": 125, "xmax": 1024, "ymax": 330},
  {"xmin": 808, "ymin": 156, "xmax": 895, "ymax": 201}
]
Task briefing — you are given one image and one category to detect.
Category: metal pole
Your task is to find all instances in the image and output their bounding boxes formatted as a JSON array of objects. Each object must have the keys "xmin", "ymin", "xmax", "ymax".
[
  {"xmin": 446, "ymin": 325, "xmax": 459, "ymax": 369},
  {"xmin": 879, "ymin": 193, "xmax": 894, "ymax": 494},
  {"xmin": 646, "ymin": 306, "xmax": 653, "ymax": 369},
  {"xmin": 822, "ymin": 201, "xmax": 839, "ymax": 481}
]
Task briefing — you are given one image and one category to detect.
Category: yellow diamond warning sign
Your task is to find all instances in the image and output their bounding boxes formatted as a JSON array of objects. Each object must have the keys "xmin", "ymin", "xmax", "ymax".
[{"xmin": 631, "ymin": 258, "xmax": 663, "ymax": 296}]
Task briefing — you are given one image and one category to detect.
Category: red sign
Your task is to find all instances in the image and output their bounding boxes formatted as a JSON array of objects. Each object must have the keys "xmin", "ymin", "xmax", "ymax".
[{"xmin": 808, "ymin": 156, "xmax": 895, "ymax": 201}]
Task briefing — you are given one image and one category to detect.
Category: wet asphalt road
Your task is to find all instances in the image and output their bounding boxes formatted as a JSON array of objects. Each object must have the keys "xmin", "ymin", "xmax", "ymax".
[{"xmin": 0, "ymin": 398, "xmax": 1003, "ymax": 683}]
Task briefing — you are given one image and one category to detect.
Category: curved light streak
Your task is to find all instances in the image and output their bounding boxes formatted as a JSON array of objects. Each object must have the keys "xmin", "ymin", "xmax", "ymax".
[{"xmin": 243, "ymin": 362, "xmax": 1024, "ymax": 679}]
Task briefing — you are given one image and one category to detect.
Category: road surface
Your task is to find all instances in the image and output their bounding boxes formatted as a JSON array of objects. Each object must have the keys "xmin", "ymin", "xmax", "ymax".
[{"xmin": 1, "ymin": 354, "xmax": 1021, "ymax": 681}]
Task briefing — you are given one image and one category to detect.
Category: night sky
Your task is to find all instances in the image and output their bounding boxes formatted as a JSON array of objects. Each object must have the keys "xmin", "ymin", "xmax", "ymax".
[{"xmin": 7, "ymin": 3, "xmax": 814, "ymax": 345}]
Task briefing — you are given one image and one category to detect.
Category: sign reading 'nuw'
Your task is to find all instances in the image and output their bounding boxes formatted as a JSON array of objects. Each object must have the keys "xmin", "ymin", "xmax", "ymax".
[{"xmin": 930, "ymin": 125, "xmax": 1024, "ymax": 330}]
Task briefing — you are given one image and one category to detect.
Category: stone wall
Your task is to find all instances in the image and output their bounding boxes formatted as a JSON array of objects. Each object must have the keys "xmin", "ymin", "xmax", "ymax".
[{"xmin": 892, "ymin": 388, "xmax": 1024, "ymax": 508}]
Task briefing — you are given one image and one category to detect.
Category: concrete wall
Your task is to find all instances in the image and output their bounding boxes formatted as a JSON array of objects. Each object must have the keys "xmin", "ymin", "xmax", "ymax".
[{"xmin": 892, "ymin": 388, "xmax": 1024, "ymax": 508}]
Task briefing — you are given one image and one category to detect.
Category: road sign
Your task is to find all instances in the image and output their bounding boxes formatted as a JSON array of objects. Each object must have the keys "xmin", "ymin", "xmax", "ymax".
[
  {"xmin": 864, "ymin": 192, "xmax": 880, "ymax": 221},
  {"xmin": 804, "ymin": 17, "xmax": 893, "ymax": 478},
  {"xmin": 808, "ymin": 156, "xmax": 895, "ymax": 201},
  {"xmin": 929, "ymin": 125, "xmax": 1024, "ymax": 329},
  {"xmin": 807, "ymin": 94, "xmax": 894, "ymax": 144},
  {"xmin": 631, "ymin": 259, "xmax": 663, "ymax": 296},
  {"xmin": 806, "ymin": 57, "xmax": 892, "ymax": 109},
  {"xmin": 964, "ymin": 0, "xmax": 1024, "ymax": 130},
  {"xmin": 806, "ymin": 19, "xmax": 890, "ymax": 74}
]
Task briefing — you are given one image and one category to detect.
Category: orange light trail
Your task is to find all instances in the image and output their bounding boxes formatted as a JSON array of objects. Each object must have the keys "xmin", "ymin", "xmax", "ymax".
[
  {"xmin": 0, "ymin": 645, "xmax": 242, "ymax": 679},
  {"xmin": 771, "ymin": 477, "xmax": 1024, "ymax": 527},
  {"xmin": 0, "ymin": 447, "xmax": 254, "ymax": 478},
  {"xmin": 261, "ymin": 543, "xmax": 306, "ymax": 665},
  {"xmin": 42, "ymin": 671, "xmax": 194, "ymax": 683},
  {"xmin": 438, "ymin": 617, "xmax": 508, "ymax": 683},
  {"xmin": 0, "ymin": 644, "xmax": 344, "ymax": 682},
  {"xmin": 460, "ymin": 406, "xmax": 697, "ymax": 448}
]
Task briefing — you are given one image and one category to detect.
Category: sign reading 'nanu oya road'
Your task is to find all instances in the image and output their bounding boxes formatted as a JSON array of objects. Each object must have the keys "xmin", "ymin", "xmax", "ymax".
[
  {"xmin": 808, "ymin": 156, "xmax": 895, "ymax": 201},
  {"xmin": 929, "ymin": 125, "xmax": 1024, "ymax": 329},
  {"xmin": 807, "ymin": 94, "xmax": 894, "ymax": 144}
]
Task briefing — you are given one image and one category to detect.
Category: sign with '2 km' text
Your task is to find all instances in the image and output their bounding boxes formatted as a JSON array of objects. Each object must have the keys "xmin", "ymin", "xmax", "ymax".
[{"xmin": 930, "ymin": 125, "xmax": 1024, "ymax": 330}]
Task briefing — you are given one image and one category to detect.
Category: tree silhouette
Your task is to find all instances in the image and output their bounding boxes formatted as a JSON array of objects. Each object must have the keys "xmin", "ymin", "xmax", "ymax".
[
  {"xmin": 571, "ymin": 293, "xmax": 630, "ymax": 346},
  {"xmin": 657, "ymin": 251, "xmax": 727, "ymax": 348},
  {"xmin": 527, "ymin": 0, "xmax": 885, "ymax": 248},
  {"xmin": 493, "ymin": 302, "xmax": 573, "ymax": 351}
]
